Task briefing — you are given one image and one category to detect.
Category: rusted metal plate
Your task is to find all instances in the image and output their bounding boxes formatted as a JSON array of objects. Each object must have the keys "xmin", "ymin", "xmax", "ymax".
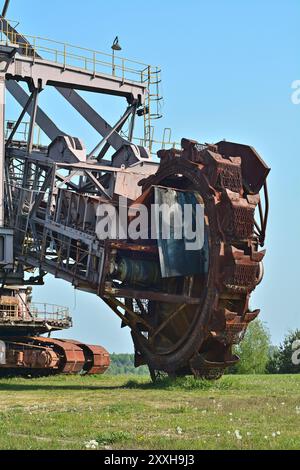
[
  {"xmin": 216, "ymin": 140, "xmax": 270, "ymax": 194},
  {"xmin": 85, "ymin": 345, "xmax": 110, "ymax": 374},
  {"xmin": 114, "ymin": 172, "xmax": 145, "ymax": 201},
  {"xmin": 30, "ymin": 337, "xmax": 85, "ymax": 374},
  {"xmin": 61, "ymin": 339, "xmax": 110, "ymax": 374}
]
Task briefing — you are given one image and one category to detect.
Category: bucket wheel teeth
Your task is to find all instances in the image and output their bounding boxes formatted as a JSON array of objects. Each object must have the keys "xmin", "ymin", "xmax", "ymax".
[{"xmin": 133, "ymin": 139, "xmax": 269, "ymax": 381}]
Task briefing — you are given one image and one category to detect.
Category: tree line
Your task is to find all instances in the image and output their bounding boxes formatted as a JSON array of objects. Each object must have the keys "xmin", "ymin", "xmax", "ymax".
[
  {"xmin": 107, "ymin": 322, "xmax": 300, "ymax": 375},
  {"xmin": 229, "ymin": 321, "xmax": 300, "ymax": 374}
]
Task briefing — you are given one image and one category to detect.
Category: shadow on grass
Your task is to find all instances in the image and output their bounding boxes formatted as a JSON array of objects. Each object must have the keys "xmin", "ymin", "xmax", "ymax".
[
  {"xmin": 0, "ymin": 383, "xmax": 127, "ymax": 391},
  {"xmin": 124, "ymin": 376, "xmax": 234, "ymax": 391},
  {"xmin": 0, "ymin": 375, "xmax": 233, "ymax": 392}
]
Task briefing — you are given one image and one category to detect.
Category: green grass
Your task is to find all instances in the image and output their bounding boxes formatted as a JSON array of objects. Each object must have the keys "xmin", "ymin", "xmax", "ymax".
[{"xmin": 0, "ymin": 374, "xmax": 299, "ymax": 450}]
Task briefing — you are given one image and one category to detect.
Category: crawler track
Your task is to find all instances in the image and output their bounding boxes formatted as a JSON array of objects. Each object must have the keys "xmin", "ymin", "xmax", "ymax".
[{"xmin": 0, "ymin": 336, "xmax": 110, "ymax": 377}]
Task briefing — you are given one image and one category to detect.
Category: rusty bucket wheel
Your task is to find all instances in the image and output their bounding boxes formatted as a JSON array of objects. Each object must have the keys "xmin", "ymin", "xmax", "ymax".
[
  {"xmin": 128, "ymin": 140, "xmax": 269, "ymax": 380},
  {"xmin": 130, "ymin": 158, "xmax": 220, "ymax": 379}
]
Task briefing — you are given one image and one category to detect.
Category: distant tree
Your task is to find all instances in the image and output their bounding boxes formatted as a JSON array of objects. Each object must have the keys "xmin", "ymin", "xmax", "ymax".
[
  {"xmin": 265, "ymin": 345, "xmax": 280, "ymax": 374},
  {"xmin": 266, "ymin": 330, "xmax": 300, "ymax": 374},
  {"xmin": 108, "ymin": 353, "xmax": 149, "ymax": 375},
  {"xmin": 230, "ymin": 319, "xmax": 271, "ymax": 374}
]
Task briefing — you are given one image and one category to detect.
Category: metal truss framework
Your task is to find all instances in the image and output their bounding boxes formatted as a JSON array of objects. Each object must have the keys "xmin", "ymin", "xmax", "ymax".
[
  {"xmin": 0, "ymin": 17, "xmax": 157, "ymax": 162},
  {"xmin": 0, "ymin": 9, "xmax": 270, "ymax": 378}
]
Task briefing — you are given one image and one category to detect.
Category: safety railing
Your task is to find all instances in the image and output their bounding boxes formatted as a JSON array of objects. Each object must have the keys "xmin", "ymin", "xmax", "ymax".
[
  {"xmin": 133, "ymin": 127, "xmax": 181, "ymax": 156},
  {"xmin": 5, "ymin": 120, "xmax": 42, "ymax": 146},
  {"xmin": 0, "ymin": 302, "xmax": 71, "ymax": 324},
  {"xmin": 28, "ymin": 302, "xmax": 70, "ymax": 322},
  {"xmin": 0, "ymin": 19, "xmax": 161, "ymax": 86},
  {"xmin": 0, "ymin": 19, "xmax": 163, "ymax": 151}
]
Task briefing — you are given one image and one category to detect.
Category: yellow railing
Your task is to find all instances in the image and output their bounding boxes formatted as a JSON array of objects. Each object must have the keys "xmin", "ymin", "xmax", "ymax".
[
  {"xmin": 0, "ymin": 19, "xmax": 157, "ymax": 84},
  {"xmin": 133, "ymin": 128, "xmax": 181, "ymax": 156},
  {"xmin": 141, "ymin": 66, "xmax": 163, "ymax": 153}
]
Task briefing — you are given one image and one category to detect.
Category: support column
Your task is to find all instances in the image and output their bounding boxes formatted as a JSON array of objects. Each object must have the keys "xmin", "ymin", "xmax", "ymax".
[
  {"xmin": 128, "ymin": 104, "xmax": 137, "ymax": 142},
  {"xmin": 0, "ymin": 74, "xmax": 13, "ymax": 271},
  {"xmin": 27, "ymin": 87, "xmax": 40, "ymax": 154},
  {"xmin": 22, "ymin": 87, "xmax": 40, "ymax": 189},
  {"xmin": 0, "ymin": 75, "xmax": 5, "ymax": 227}
]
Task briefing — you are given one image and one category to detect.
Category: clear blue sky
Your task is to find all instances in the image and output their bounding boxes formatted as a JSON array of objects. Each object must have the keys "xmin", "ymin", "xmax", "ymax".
[{"xmin": 4, "ymin": 0, "xmax": 300, "ymax": 352}]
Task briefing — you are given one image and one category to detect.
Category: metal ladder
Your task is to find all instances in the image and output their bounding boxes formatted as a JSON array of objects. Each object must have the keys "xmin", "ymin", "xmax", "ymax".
[{"xmin": 141, "ymin": 66, "xmax": 163, "ymax": 153}]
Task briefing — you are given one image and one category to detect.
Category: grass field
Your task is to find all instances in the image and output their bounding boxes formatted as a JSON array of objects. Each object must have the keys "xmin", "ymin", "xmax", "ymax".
[{"xmin": 0, "ymin": 374, "xmax": 299, "ymax": 450}]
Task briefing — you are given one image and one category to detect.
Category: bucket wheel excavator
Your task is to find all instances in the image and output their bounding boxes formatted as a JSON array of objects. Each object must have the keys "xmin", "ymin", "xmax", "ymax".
[{"xmin": 0, "ymin": 1, "xmax": 269, "ymax": 380}]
